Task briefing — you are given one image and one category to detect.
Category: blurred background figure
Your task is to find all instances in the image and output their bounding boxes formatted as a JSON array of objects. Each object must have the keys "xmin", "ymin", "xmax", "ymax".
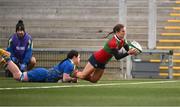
[{"xmin": 5, "ymin": 20, "xmax": 36, "ymax": 77}]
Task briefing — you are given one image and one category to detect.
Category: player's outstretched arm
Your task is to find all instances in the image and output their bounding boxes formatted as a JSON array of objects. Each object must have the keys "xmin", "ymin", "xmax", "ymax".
[{"xmin": 62, "ymin": 73, "xmax": 78, "ymax": 83}]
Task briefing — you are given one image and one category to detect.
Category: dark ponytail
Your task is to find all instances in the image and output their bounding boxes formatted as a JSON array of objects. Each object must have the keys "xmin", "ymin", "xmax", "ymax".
[
  {"xmin": 18, "ymin": 20, "xmax": 23, "ymax": 24},
  {"xmin": 59, "ymin": 50, "xmax": 79, "ymax": 65},
  {"xmin": 16, "ymin": 20, "xmax": 25, "ymax": 32},
  {"xmin": 104, "ymin": 24, "xmax": 124, "ymax": 38},
  {"xmin": 104, "ymin": 31, "xmax": 114, "ymax": 38}
]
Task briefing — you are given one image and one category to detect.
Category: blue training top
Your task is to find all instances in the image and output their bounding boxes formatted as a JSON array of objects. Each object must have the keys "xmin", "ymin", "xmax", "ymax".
[
  {"xmin": 46, "ymin": 59, "xmax": 75, "ymax": 82},
  {"xmin": 6, "ymin": 32, "xmax": 33, "ymax": 65},
  {"xmin": 27, "ymin": 59, "xmax": 76, "ymax": 82}
]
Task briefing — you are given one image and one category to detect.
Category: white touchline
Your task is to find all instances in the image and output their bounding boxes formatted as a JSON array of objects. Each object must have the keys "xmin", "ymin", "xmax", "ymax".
[{"xmin": 0, "ymin": 80, "xmax": 178, "ymax": 91}]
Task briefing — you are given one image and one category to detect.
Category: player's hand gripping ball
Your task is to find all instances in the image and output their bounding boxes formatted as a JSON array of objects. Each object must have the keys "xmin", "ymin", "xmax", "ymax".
[{"xmin": 128, "ymin": 40, "xmax": 142, "ymax": 55}]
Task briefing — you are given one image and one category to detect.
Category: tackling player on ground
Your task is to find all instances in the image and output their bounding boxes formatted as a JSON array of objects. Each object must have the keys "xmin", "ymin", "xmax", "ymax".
[{"xmin": 0, "ymin": 49, "xmax": 79, "ymax": 83}]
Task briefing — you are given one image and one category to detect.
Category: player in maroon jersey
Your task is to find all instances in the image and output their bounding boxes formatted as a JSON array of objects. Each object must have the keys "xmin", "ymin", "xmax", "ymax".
[{"xmin": 74, "ymin": 24, "xmax": 140, "ymax": 83}]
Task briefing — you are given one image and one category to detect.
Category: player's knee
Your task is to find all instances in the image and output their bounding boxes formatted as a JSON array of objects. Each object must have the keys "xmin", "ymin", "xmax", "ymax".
[
  {"xmin": 90, "ymin": 79, "xmax": 98, "ymax": 83},
  {"xmin": 27, "ymin": 57, "xmax": 36, "ymax": 71},
  {"xmin": 89, "ymin": 77, "xmax": 101, "ymax": 83},
  {"xmin": 31, "ymin": 57, "xmax": 36, "ymax": 65},
  {"xmin": 84, "ymin": 76, "xmax": 99, "ymax": 83}
]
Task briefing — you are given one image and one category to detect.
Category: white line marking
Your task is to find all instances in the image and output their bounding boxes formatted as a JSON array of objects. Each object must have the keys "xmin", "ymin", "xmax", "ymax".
[{"xmin": 0, "ymin": 80, "xmax": 178, "ymax": 91}]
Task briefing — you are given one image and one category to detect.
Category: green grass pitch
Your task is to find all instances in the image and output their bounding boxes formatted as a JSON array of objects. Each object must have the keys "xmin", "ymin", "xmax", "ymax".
[{"xmin": 0, "ymin": 77, "xmax": 180, "ymax": 106}]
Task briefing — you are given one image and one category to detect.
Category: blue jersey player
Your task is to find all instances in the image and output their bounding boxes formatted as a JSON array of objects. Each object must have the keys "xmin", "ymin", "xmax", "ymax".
[
  {"xmin": 6, "ymin": 20, "xmax": 36, "ymax": 77},
  {"xmin": 0, "ymin": 49, "xmax": 80, "ymax": 83}
]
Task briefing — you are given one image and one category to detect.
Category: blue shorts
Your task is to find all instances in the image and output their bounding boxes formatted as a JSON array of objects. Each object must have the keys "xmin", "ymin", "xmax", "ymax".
[
  {"xmin": 88, "ymin": 55, "xmax": 106, "ymax": 69},
  {"xmin": 27, "ymin": 68, "xmax": 48, "ymax": 82}
]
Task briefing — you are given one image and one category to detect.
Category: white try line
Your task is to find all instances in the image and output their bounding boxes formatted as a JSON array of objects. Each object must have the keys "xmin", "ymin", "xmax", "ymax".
[{"xmin": 0, "ymin": 80, "xmax": 178, "ymax": 91}]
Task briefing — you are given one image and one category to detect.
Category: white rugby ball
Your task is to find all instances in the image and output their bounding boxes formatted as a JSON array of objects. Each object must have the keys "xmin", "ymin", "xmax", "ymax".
[{"xmin": 129, "ymin": 41, "xmax": 142, "ymax": 54}]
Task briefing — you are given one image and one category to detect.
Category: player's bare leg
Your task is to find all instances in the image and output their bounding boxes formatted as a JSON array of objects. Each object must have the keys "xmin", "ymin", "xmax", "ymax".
[
  {"xmin": 75, "ymin": 62, "xmax": 94, "ymax": 79},
  {"xmin": 6, "ymin": 61, "xmax": 22, "ymax": 80},
  {"xmin": 75, "ymin": 62, "xmax": 104, "ymax": 83},
  {"xmin": 85, "ymin": 69, "xmax": 104, "ymax": 83},
  {"xmin": 0, "ymin": 49, "xmax": 22, "ymax": 80}
]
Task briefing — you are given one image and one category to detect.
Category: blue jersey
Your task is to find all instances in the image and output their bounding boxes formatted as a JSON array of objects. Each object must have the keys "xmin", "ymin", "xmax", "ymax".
[
  {"xmin": 27, "ymin": 59, "xmax": 75, "ymax": 82},
  {"xmin": 6, "ymin": 32, "xmax": 33, "ymax": 65}
]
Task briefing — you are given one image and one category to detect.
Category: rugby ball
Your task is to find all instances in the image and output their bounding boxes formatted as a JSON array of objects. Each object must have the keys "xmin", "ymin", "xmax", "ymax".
[{"xmin": 129, "ymin": 40, "xmax": 142, "ymax": 54}]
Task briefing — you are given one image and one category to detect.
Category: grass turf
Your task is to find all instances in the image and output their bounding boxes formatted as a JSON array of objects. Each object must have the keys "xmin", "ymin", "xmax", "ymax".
[{"xmin": 0, "ymin": 77, "xmax": 180, "ymax": 106}]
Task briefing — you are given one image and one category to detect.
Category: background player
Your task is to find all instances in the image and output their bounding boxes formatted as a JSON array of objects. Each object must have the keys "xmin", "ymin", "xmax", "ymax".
[
  {"xmin": 6, "ymin": 20, "xmax": 36, "ymax": 77},
  {"xmin": 0, "ymin": 49, "xmax": 79, "ymax": 83}
]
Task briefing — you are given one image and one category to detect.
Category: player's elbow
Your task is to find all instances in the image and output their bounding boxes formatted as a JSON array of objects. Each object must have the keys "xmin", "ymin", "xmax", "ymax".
[{"xmin": 114, "ymin": 56, "xmax": 121, "ymax": 60}]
